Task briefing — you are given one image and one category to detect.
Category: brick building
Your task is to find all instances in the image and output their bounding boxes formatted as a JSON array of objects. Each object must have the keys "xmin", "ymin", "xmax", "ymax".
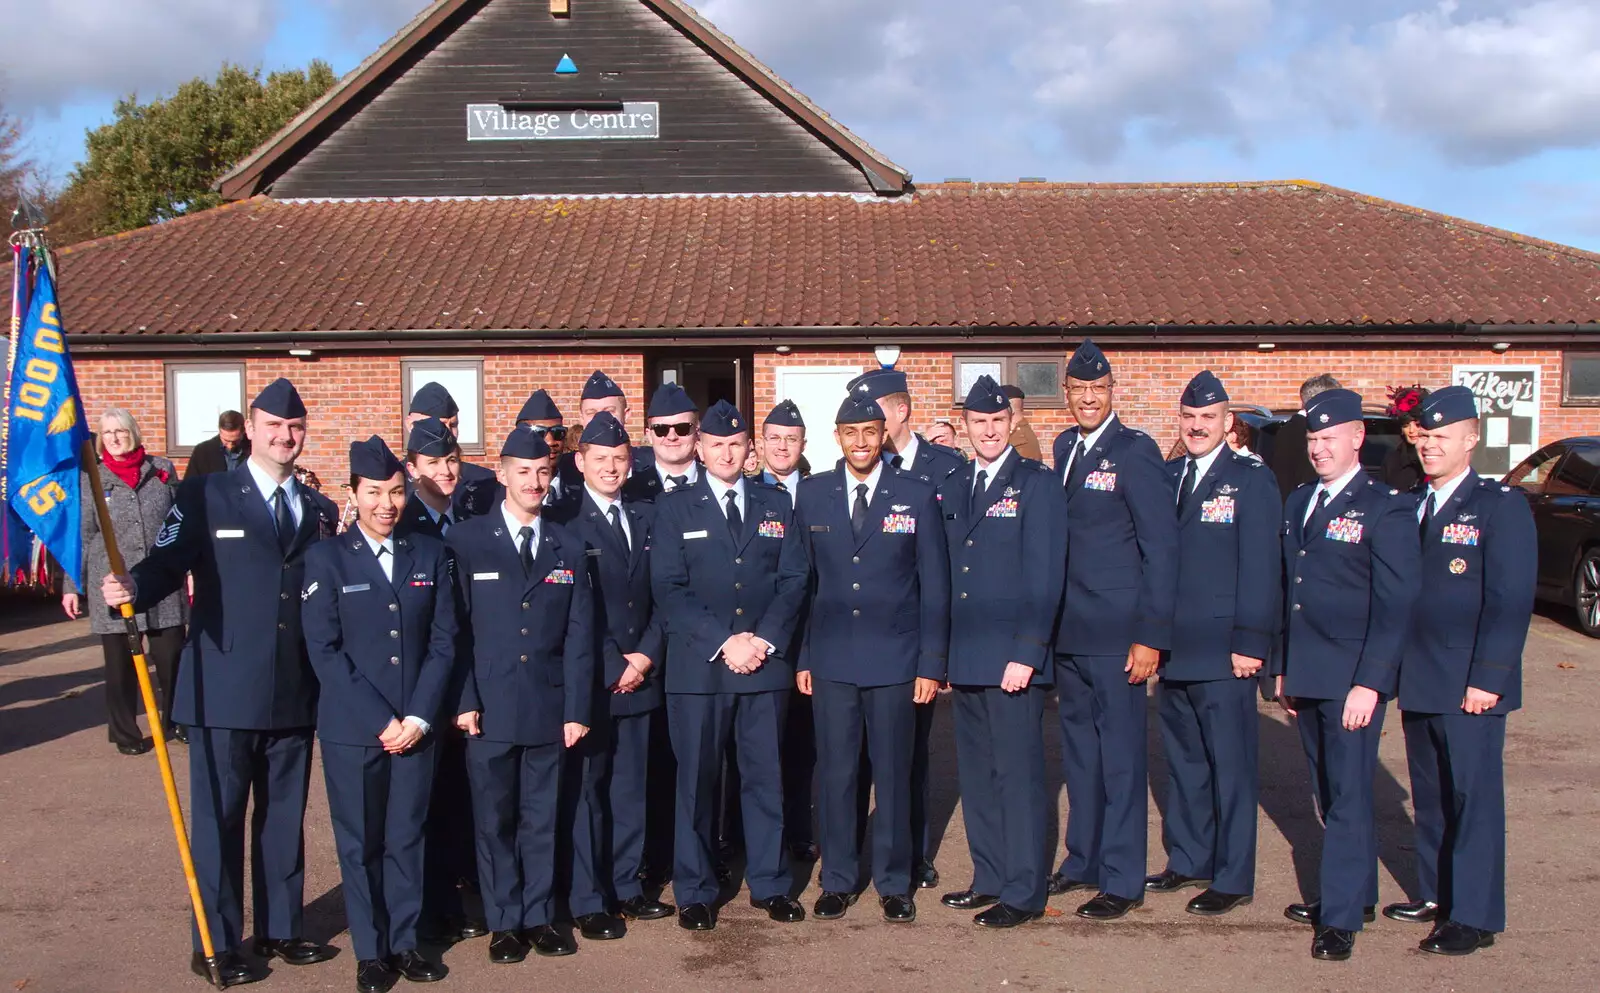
[{"xmin": 16, "ymin": 0, "xmax": 1600, "ymax": 478}]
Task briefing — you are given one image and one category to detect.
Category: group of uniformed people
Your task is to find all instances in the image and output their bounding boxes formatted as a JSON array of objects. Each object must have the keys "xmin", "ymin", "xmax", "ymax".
[{"xmin": 98, "ymin": 340, "xmax": 1534, "ymax": 991}]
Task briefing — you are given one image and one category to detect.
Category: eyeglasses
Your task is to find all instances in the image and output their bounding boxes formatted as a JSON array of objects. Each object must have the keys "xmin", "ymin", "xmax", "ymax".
[
  {"xmin": 650, "ymin": 422, "xmax": 696, "ymax": 438},
  {"xmin": 530, "ymin": 426, "xmax": 568, "ymax": 441},
  {"xmin": 1066, "ymin": 384, "xmax": 1113, "ymax": 398},
  {"xmin": 102, "ymin": 428, "xmax": 133, "ymax": 437}
]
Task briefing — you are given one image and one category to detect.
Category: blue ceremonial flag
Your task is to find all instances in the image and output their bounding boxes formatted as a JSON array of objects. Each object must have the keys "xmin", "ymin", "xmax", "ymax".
[{"xmin": 5, "ymin": 262, "xmax": 89, "ymax": 590}]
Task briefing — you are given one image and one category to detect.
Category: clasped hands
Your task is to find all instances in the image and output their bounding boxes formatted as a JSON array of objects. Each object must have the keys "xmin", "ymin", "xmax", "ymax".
[{"xmin": 719, "ymin": 632, "xmax": 771, "ymax": 675}]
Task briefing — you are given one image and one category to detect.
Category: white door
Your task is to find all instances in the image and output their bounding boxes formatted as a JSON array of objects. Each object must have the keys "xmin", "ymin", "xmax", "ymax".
[{"xmin": 773, "ymin": 365, "xmax": 866, "ymax": 467}]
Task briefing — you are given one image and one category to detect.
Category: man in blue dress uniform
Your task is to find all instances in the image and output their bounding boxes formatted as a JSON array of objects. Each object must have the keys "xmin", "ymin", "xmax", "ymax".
[
  {"xmin": 1276, "ymin": 387, "xmax": 1420, "ymax": 961},
  {"xmin": 1383, "ymin": 385, "xmax": 1535, "ymax": 956},
  {"xmin": 102, "ymin": 378, "xmax": 340, "ymax": 987},
  {"xmin": 301, "ymin": 437, "xmax": 458, "ymax": 993},
  {"xmin": 565, "ymin": 369, "xmax": 658, "ymax": 495},
  {"xmin": 794, "ymin": 394, "xmax": 949, "ymax": 923},
  {"xmin": 846, "ymin": 366, "xmax": 963, "ymax": 889},
  {"xmin": 1147, "ymin": 371, "xmax": 1282, "ymax": 916},
  {"xmin": 447, "ymin": 426, "xmax": 596, "ymax": 963},
  {"xmin": 556, "ymin": 412, "xmax": 676, "ymax": 934},
  {"xmin": 515, "ymin": 389, "xmax": 580, "ymax": 512},
  {"xmin": 407, "ymin": 382, "xmax": 497, "ymax": 510},
  {"xmin": 650, "ymin": 401, "xmax": 809, "ymax": 931},
  {"xmin": 1049, "ymin": 339, "xmax": 1178, "ymax": 920},
  {"xmin": 936, "ymin": 375, "xmax": 1067, "ymax": 928},
  {"xmin": 628, "ymin": 383, "xmax": 702, "ymax": 501}
]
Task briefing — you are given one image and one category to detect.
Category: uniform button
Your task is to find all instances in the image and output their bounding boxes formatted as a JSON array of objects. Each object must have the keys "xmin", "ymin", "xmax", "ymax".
[
  {"xmin": 965, "ymin": 539, "xmax": 974, "ymax": 547},
  {"xmin": 1295, "ymin": 577, "xmax": 1302, "ymax": 584},
  {"xmin": 388, "ymin": 602, "xmax": 398, "ymax": 611},
  {"xmin": 627, "ymin": 601, "xmax": 635, "ymax": 608},
  {"xmin": 736, "ymin": 608, "xmax": 745, "ymax": 616},
  {"xmin": 852, "ymin": 582, "xmax": 860, "ymax": 591},
  {"xmin": 520, "ymin": 654, "xmax": 528, "ymax": 663},
  {"xmin": 389, "ymin": 629, "xmax": 399, "ymax": 638},
  {"xmin": 278, "ymin": 622, "xmax": 287, "ymax": 630},
  {"xmin": 852, "ymin": 556, "xmax": 860, "ymax": 564},
  {"xmin": 282, "ymin": 563, "xmax": 290, "ymax": 571},
  {"xmin": 735, "ymin": 557, "xmax": 743, "ymax": 565},
  {"xmin": 520, "ymin": 628, "xmax": 529, "ymax": 636},
  {"xmin": 1293, "ymin": 603, "xmax": 1302, "ymax": 611},
  {"xmin": 389, "ymin": 656, "xmax": 400, "ymax": 665},
  {"xmin": 1298, "ymin": 550, "xmax": 1306, "ymax": 558},
  {"xmin": 961, "ymin": 566, "xmax": 970, "ymax": 573},
  {"xmin": 734, "ymin": 582, "xmax": 743, "ymax": 590},
  {"xmin": 522, "ymin": 601, "xmax": 530, "ymax": 609},
  {"xmin": 627, "ymin": 626, "xmax": 636, "ymax": 635},
  {"xmin": 279, "ymin": 592, "xmax": 289, "ymax": 601},
  {"xmin": 959, "ymin": 592, "xmax": 968, "ymax": 599},
  {"xmin": 851, "ymin": 609, "xmax": 860, "ymax": 617}
]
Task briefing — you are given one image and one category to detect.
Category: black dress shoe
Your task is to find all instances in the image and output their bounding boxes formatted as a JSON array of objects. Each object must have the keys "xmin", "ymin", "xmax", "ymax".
[
  {"xmin": 1077, "ymin": 893, "xmax": 1143, "ymax": 921},
  {"xmin": 356, "ymin": 958, "xmax": 399, "ymax": 993},
  {"xmin": 813, "ymin": 891, "xmax": 858, "ymax": 920},
  {"xmin": 940, "ymin": 889, "xmax": 1000, "ymax": 910},
  {"xmin": 117, "ymin": 740, "xmax": 152, "ymax": 756},
  {"xmin": 1145, "ymin": 869, "xmax": 1212, "ymax": 893},
  {"xmin": 974, "ymin": 903, "xmax": 1043, "ymax": 929},
  {"xmin": 1311, "ymin": 925, "xmax": 1355, "ymax": 961},
  {"xmin": 575, "ymin": 912, "xmax": 626, "ymax": 941},
  {"xmin": 390, "ymin": 949, "xmax": 446, "ymax": 982},
  {"xmin": 1046, "ymin": 872, "xmax": 1096, "ymax": 896},
  {"xmin": 191, "ymin": 951, "xmax": 260, "ymax": 988},
  {"xmin": 167, "ymin": 725, "xmax": 189, "ymax": 745},
  {"xmin": 678, "ymin": 903, "xmax": 716, "ymax": 931},
  {"xmin": 453, "ymin": 918, "xmax": 488, "ymax": 940},
  {"xmin": 751, "ymin": 895, "xmax": 806, "ymax": 922},
  {"xmin": 419, "ymin": 916, "xmax": 488, "ymax": 944},
  {"xmin": 1383, "ymin": 899, "xmax": 1440, "ymax": 924},
  {"xmin": 254, "ymin": 937, "xmax": 336, "ymax": 965},
  {"xmin": 1186, "ymin": 889, "xmax": 1252, "ymax": 916},
  {"xmin": 487, "ymin": 930, "xmax": 530, "ymax": 964},
  {"xmin": 618, "ymin": 894, "xmax": 675, "ymax": 921},
  {"xmin": 914, "ymin": 859, "xmax": 940, "ymax": 889},
  {"xmin": 1419, "ymin": 920, "xmax": 1495, "ymax": 956},
  {"xmin": 526, "ymin": 924, "xmax": 576, "ymax": 957},
  {"xmin": 881, "ymin": 894, "xmax": 916, "ymax": 922},
  {"xmin": 1284, "ymin": 902, "xmax": 1376, "ymax": 926},
  {"xmin": 789, "ymin": 841, "xmax": 820, "ymax": 862}
]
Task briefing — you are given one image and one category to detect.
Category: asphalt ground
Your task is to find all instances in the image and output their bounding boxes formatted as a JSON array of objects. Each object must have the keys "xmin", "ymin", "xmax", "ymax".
[{"xmin": 2, "ymin": 594, "xmax": 1596, "ymax": 992}]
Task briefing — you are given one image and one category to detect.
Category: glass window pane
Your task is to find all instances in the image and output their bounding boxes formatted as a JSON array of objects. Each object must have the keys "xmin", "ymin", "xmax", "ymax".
[
  {"xmin": 1013, "ymin": 361, "xmax": 1059, "ymax": 398},
  {"xmin": 1568, "ymin": 356, "xmax": 1600, "ymax": 400},
  {"xmin": 1552, "ymin": 447, "xmax": 1600, "ymax": 495},
  {"xmin": 1507, "ymin": 444, "xmax": 1564, "ymax": 492},
  {"xmin": 169, "ymin": 366, "xmax": 244, "ymax": 448},
  {"xmin": 955, "ymin": 359, "xmax": 1004, "ymax": 402}
]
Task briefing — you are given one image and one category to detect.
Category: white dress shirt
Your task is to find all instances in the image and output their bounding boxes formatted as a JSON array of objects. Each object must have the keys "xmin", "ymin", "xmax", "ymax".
[
  {"xmin": 845, "ymin": 462, "xmax": 884, "ymax": 515},
  {"xmin": 659, "ymin": 463, "xmax": 700, "ymax": 492},
  {"xmin": 706, "ymin": 475, "xmax": 746, "ymax": 522},
  {"xmin": 501, "ymin": 502, "xmax": 541, "ymax": 553},
  {"xmin": 1303, "ymin": 464, "xmax": 1363, "ymax": 524},
  {"xmin": 763, "ymin": 468, "xmax": 802, "ymax": 507},
  {"xmin": 586, "ymin": 485, "xmax": 632, "ymax": 548},
  {"xmin": 1062, "ymin": 415, "xmax": 1117, "ymax": 484},
  {"xmin": 418, "ymin": 497, "xmax": 453, "ymax": 534},
  {"xmin": 1419, "ymin": 467, "xmax": 1472, "ymax": 522},
  {"xmin": 1175, "ymin": 443, "xmax": 1227, "ymax": 505},
  {"xmin": 884, "ymin": 432, "xmax": 920, "ymax": 471},
  {"xmin": 248, "ymin": 459, "xmax": 303, "ymax": 526},
  {"xmin": 355, "ymin": 524, "xmax": 429, "ymax": 734}
]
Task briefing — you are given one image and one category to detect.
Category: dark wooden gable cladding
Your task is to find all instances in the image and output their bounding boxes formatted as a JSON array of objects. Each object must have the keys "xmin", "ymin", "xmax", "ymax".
[{"xmin": 266, "ymin": 0, "xmax": 879, "ymax": 198}]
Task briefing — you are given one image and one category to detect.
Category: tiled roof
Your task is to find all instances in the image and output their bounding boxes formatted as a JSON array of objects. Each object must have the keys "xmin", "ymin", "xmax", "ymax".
[{"xmin": 36, "ymin": 181, "xmax": 1600, "ymax": 336}]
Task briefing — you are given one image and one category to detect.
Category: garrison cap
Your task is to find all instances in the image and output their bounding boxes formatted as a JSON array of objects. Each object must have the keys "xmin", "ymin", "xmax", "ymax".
[
  {"xmin": 408, "ymin": 381, "xmax": 459, "ymax": 418},
  {"xmin": 835, "ymin": 394, "xmax": 885, "ymax": 424},
  {"xmin": 963, "ymin": 374, "xmax": 1009, "ymax": 414},
  {"xmin": 581, "ymin": 370, "xmax": 625, "ymax": 400},
  {"xmin": 699, "ymin": 400, "xmax": 746, "ymax": 437},
  {"xmin": 405, "ymin": 417, "xmax": 459, "ymax": 458},
  {"xmin": 765, "ymin": 399, "xmax": 805, "ymax": 428},
  {"xmin": 1417, "ymin": 385, "xmax": 1479, "ymax": 429},
  {"xmin": 516, "ymin": 389, "xmax": 562, "ymax": 423},
  {"xmin": 1000, "ymin": 384, "xmax": 1026, "ymax": 401},
  {"xmin": 846, "ymin": 368, "xmax": 909, "ymax": 400},
  {"xmin": 1304, "ymin": 388, "xmax": 1363, "ymax": 429},
  {"xmin": 251, "ymin": 378, "xmax": 307, "ymax": 418},
  {"xmin": 1181, "ymin": 370, "xmax": 1229, "ymax": 407},
  {"xmin": 646, "ymin": 382, "xmax": 697, "ymax": 419},
  {"xmin": 579, "ymin": 411, "xmax": 629, "ymax": 447},
  {"xmin": 501, "ymin": 424, "xmax": 553, "ymax": 460},
  {"xmin": 350, "ymin": 435, "xmax": 403, "ymax": 481},
  {"xmin": 1067, "ymin": 339, "xmax": 1111, "ymax": 381}
]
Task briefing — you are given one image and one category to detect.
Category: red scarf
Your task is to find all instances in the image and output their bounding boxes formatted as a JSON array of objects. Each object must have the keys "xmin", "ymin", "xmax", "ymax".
[{"xmin": 102, "ymin": 445, "xmax": 167, "ymax": 488}]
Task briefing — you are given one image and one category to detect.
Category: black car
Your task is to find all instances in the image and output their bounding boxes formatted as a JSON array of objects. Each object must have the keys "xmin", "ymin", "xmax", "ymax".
[
  {"xmin": 1232, "ymin": 406, "xmax": 1405, "ymax": 474},
  {"xmin": 1505, "ymin": 438, "xmax": 1600, "ymax": 637}
]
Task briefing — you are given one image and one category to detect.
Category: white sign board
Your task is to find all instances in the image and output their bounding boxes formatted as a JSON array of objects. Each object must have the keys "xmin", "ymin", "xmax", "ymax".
[
  {"xmin": 773, "ymin": 366, "xmax": 865, "ymax": 467},
  {"xmin": 170, "ymin": 367, "xmax": 244, "ymax": 448},
  {"xmin": 466, "ymin": 103, "xmax": 660, "ymax": 141},
  {"xmin": 1451, "ymin": 365, "xmax": 1539, "ymax": 476}
]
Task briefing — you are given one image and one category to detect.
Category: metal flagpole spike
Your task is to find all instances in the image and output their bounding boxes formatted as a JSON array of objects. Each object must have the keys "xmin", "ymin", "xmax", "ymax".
[{"xmin": 11, "ymin": 192, "xmax": 48, "ymax": 233}]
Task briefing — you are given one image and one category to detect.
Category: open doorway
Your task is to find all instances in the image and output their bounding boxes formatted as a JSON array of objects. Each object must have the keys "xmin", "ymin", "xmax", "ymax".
[{"xmin": 647, "ymin": 349, "xmax": 754, "ymax": 420}]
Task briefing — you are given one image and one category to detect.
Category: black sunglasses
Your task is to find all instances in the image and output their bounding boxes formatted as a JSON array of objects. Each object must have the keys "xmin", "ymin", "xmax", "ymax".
[
  {"xmin": 650, "ymin": 422, "xmax": 696, "ymax": 438},
  {"xmin": 530, "ymin": 425, "xmax": 568, "ymax": 441}
]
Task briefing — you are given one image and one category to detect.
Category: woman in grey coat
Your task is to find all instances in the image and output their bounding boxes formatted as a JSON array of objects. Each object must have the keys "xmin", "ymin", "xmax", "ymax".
[{"xmin": 61, "ymin": 408, "xmax": 188, "ymax": 754}]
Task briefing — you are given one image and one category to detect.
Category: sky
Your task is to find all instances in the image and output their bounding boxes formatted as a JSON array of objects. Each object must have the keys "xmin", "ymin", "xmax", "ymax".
[{"xmin": 5, "ymin": 0, "xmax": 1600, "ymax": 251}]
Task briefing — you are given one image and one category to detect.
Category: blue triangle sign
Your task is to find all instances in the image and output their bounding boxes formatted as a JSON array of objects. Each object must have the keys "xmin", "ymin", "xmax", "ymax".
[{"xmin": 554, "ymin": 54, "xmax": 578, "ymax": 74}]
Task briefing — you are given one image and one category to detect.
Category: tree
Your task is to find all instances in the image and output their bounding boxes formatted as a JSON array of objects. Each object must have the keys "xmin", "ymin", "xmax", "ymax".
[
  {"xmin": 1, "ymin": 99, "xmax": 30, "ymax": 208},
  {"xmin": 54, "ymin": 61, "xmax": 336, "ymax": 240}
]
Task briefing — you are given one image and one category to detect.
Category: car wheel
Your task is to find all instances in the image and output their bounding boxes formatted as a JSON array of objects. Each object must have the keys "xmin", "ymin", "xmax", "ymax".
[{"xmin": 1574, "ymin": 548, "xmax": 1600, "ymax": 638}]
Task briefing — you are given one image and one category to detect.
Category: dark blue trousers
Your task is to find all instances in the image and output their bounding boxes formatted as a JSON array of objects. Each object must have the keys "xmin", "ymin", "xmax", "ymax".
[
  {"xmin": 783, "ymin": 691, "xmax": 816, "ymax": 849},
  {"xmin": 666, "ymin": 691, "xmax": 789, "ymax": 906},
  {"xmin": 1055, "ymin": 654, "xmax": 1148, "ymax": 900},
  {"xmin": 814, "ymin": 678, "xmax": 915, "ymax": 896},
  {"xmin": 952, "ymin": 685, "xmax": 1049, "ymax": 912},
  {"xmin": 321, "ymin": 738, "xmax": 437, "ymax": 960},
  {"xmin": 187, "ymin": 727, "xmax": 313, "ymax": 953},
  {"xmin": 1297, "ymin": 696, "xmax": 1385, "ymax": 932},
  {"xmin": 464, "ymin": 739, "xmax": 562, "ymax": 930},
  {"xmin": 1157, "ymin": 677, "xmax": 1260, "ymax": 895},
  {"xmin": 1402, "ymin": 711, "xmax": 1507, "ymax": 932},
  {"xmin": 420, "ymin": 727, "xmax": 477, "ymax": 930},
  {"xmin": 570, "ymin": 710, "xmax": 656, "ymax": 913}
]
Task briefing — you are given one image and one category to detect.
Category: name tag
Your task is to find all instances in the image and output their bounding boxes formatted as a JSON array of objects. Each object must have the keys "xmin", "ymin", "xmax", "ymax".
[
  {"xmin": 1200, "ymin": 495, "xmax": 1235, "ymax": 524},
  {"xmin": 585, "ymin": 547, "xmax": 603, "ymax": 557},
  {"xmin": 215, "ymin": 529, "xmax": 245, "ymax": 539},
  {"xmin": 1441, "ymin": 523, "xmax": 1480, "ymax": 546},
  {"xmin": 984, "ymin": 499, "xmax": 1018, "ymax": 518},
  {"xmin": 472, "ymin": 572, "xmax": 500, "ymax": 581},
  {"xmin": 809, "ymin": 525, "xmax": 831, "ymax": 533},
  {"xmin": 684, "ymin": 530, "xmax": 709, "ymax": 540},
  {"xmin": 881, "ymin": 514, "xmax": 917, "ymax": 534},
  {"xmin": 1324, "ymin": 518, "xmax": 1364, "ymax": 544},
  {"xmin": 1084, "ymin": 471, "xmax": 1118, "ymax": 492},
  {"xmin": 341, "ymin": 583, "xmax": 371, "ymax": 594},
  {"xmin": 758, "ymin": 520, "xmax": 785, "ymax": 539},
  {"xmin": 544, "ymin": 569, "xmax": 575, "ymax": 584}
]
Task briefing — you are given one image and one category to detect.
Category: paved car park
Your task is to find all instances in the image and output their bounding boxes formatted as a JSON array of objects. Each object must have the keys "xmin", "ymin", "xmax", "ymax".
[{"xmin": 2, "ymin": 596, "xmax": 1596, "ymax": 992}]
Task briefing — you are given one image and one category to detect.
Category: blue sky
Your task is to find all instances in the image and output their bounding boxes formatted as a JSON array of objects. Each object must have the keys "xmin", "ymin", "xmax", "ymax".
[{"xmin": 10, "ymin": 0, "xmax": 1600, "ymax": 251}]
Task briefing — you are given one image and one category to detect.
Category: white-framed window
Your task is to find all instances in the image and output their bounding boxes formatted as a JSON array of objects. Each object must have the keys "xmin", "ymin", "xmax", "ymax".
[
  {"xmin": 402, "ymin": 359, "xmax": 484, "ymax": 453},
  {"xmin": 164, "ymin": 362, "xmax": 246, "ymax": 453}
]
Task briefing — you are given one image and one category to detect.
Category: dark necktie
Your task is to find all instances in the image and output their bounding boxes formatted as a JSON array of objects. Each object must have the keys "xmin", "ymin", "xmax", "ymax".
[
  {"xmin": 1306, "ymin": 488, "xmax": 1332, "ymax": 539},
  {"xmin": 1065, "ymin": 440, "xmax": 1089, "ymax": 493},
  {"xmin": 724, "ymin": 489, "xmax": 742, "ymax": 539},
  {"xmin": 607, "ymin": 504, "xmax": 630, "ymax": 552},
  {"xmin": 272, "ymin": 487, "xmax": 295, "ymax": 555},
  {"xmin": 518, "ymin": 525, "xmax": 535, "ymax": 575},
  {"xmin": 971, "ymin": 469, "xmax": 988, "ymax": 520},
  {"xmin": 891, "ymin": 454, "xmax": 905, "ymax": 471},
  {"xmin": 851, "ymin": 482, "xmax": 869, "ymax": 537},
  {"xmin": 669, "ymin": 474, "xmax": 688, "ymax": 490},
  {"xmin": 1177, "ymin": 458, "xmax": 1199, "ymax": 519},
  {"xmin": 1419, "ymin": 492, "xmax": 1436, "ymax": 543}
]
